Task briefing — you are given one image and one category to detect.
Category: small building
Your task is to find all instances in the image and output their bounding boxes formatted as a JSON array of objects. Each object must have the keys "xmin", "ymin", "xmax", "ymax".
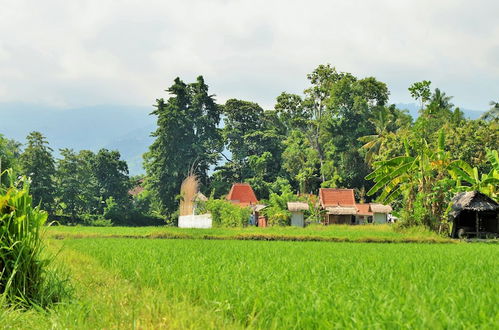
[
  {"xmin": 319, "ymin": 188, "xmax": 358, "ymax": 225},
  {"xmin": 370, "ymin": 203, "xmax": 393, "ymax": 224},
  {"xmin": 355, "ymin": 203, "xmax": 373, "ymax": 224},
  {"xmin": 227, "ymin": 183, "xmax": 266, "ymax": 226},
  {"xmin": 449, "ymin": 191, "xmax": 499, "ymax": 238},
  {"xmin": 227, "ymin": 183, "xmax": 258, "ymax": 207},
  {"xmin": 287, "ymin": 202, "xmax": 309, "ymax": 227}
]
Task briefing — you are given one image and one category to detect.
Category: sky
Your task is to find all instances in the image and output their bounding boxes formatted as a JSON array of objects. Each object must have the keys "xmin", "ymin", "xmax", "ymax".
[{"xmin": 0, "ymin": 0, "xmax": 498, "ymax": 111}]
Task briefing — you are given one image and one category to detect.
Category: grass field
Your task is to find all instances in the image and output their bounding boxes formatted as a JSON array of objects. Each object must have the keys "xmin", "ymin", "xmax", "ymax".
[{"xmin": 3, "ymin": 232, "xmax": 499, "ymax": 328}]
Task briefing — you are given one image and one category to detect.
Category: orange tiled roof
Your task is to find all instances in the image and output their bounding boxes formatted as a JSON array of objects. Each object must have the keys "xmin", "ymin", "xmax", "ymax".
[
  {"xmin": 356, "ymin": 203, "xmax": 373, "ymax": 216},
  {"xmin": 227, "ymin": 183, "xmax": 258, "ymax": 205},
  {"xmin": 319, "ymin": 188, "xmax": 356, "ymax": 207}
]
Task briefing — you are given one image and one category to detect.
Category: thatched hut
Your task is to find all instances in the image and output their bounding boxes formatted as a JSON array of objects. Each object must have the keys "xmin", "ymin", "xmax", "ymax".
[
  {"xmin": 287, "ymin": 202, "xmax": 309, "ymax": 227},
  {"xmin": 370, "ymin": 203, "xmax": 393, "ymax": 224},
  {"xmin": 449, "ymin": 191, "xmax": 499, "ymax": 238}
]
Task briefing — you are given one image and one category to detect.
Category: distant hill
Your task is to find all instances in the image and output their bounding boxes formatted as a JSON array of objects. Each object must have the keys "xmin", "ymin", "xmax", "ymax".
[
  {"xmin": 0, "ymin": 102, "xmax": 486, "ymax": 176},
  {"xmin": 395, "ymin": 103, "xmax": 484, "ymax": 120},
  {"xmin": 0, "ymin": 102, "xmax": 155, "ymax": 175}
]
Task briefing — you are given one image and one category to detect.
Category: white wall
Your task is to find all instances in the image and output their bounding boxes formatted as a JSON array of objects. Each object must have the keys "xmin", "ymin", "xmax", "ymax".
[{"xmin": 178, "ymin": 214, "xmax": 212, "ymax": 228}]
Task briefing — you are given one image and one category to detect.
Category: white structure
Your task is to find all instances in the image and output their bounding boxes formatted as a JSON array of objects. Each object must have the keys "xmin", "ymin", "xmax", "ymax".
[
  {"xmin": 178, "ymin": 214, "xmax": 212, "ymax": 228},
  {"xmin": 370, "ymin": 204, "xmax": 393, "ymax": 223},
  {"xmin": 287, "ymin": 202, "xmax": 309, "ymax": 227}
]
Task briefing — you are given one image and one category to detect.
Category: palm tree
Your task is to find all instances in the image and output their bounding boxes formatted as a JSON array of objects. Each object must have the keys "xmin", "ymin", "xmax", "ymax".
[
  {"xmin": 366, "ymin": 130, "xmax": 453, "ymax": 229},
  {"xmin": 480, "ymin": 101, "xmax": 499, "ymax": 121},
  {"xmin": 358, "ymin": 107, "xmax": 393, "ymax": 165}
]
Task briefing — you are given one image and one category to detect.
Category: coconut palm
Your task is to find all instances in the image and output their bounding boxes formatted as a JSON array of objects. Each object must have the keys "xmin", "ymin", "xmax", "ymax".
[
  {"xmin": 358, "ymin": 107, "xmax": 393, "ymax": 165},
  {"xmin": 480, "ymin": 101, "xmax": 499, "ymax": 121}
]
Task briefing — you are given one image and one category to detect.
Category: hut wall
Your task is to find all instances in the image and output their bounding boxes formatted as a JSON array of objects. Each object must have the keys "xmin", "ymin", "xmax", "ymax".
[
  {"xmin": 291, "ymin": 211, "xmax": 305, "ymax": 227},
  {"xmin": 374, "ymin": 213, "xmax": 387, "ymax": 224}
]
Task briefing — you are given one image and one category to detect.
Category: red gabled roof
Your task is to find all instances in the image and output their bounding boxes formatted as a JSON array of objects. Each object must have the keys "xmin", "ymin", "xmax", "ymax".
[
  {"xmin": 319, "ymin": 188, "xmax": 356, "ymax": 207},
  {"xmin": 128, "ymin": 178, "xmax": 145, "ymax": 196},
  {"xmin": 227, "ymin": 183, "xmax": 258, "ymax": 205},
  {"xmin": 356, "ymin": 203, "xmax": 373, "ymax": 216}
]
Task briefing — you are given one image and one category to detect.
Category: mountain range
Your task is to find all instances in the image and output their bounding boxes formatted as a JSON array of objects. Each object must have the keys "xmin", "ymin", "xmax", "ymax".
[{"xmin": 0, "ymin": 102, "xmax": 485, "ymax": 175}]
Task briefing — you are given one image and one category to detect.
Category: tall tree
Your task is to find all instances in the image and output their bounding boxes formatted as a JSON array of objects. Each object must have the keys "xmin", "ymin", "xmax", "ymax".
[
  {"xmin": 0, "ymin": 135, "xmax": 21, "ymax": 186},
  {"xmin": 144, "ymin": 76, "xmax": 222, "ymax": 219},
  {"xmin": 19, "ymin": 132, "xmax": 56, "ymax": 211},
  {"xmin": 56, "ymin": 149, "xmax": 84, "ymax": 218},
  {"xmin": 93, "ymin": 149, "xmax": 131, "ymax": 210},
  {"xmin": 217, "ymin": 99, "xmax": 285, "ymax": 198}
]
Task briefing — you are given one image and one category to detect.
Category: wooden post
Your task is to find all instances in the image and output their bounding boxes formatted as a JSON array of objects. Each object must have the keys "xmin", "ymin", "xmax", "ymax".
[{"xmin": 475, "ymin": 212, "xmax": 480, "ymax": 238}]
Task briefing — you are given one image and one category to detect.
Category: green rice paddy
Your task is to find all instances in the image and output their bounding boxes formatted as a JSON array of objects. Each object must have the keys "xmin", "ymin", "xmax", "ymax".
[{"xmin": 3, "ymin": 226, "xmax": 499, "ymax": 328}]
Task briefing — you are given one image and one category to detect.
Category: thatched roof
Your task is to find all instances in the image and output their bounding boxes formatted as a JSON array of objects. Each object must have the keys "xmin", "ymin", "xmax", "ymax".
[
  {"xmin": 325, "ymin": 206, "xmax": 358, "ymax": 215},
  {"xmin": 370, "ymin": 203, "xmax": 393, "ymax": 214},
  {"xmin": 287, "ymin": 202, "xmax": 309, "ymax": 212},
  {"xmin": 449, "ymin": 191, "xmax": 499, "ymax": 219}
]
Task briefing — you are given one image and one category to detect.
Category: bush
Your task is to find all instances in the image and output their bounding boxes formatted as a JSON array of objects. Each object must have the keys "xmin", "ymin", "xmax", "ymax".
[
  {"xmin": 205, "ymin": 199, "xmax": 251, "ymax": 227},
  {"xmin": 80, "ymin": 213, "xmax": 113, "ymax": 227},
  {"xmin": 261, "ymin": 188, "xmax": 296, "ymax": 226},
  {"xmin": 0, "ymin": 171, "xmax": 69, "ymax": 308}
]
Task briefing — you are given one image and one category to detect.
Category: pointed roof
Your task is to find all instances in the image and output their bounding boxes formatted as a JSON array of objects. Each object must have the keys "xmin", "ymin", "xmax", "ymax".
[
  {"xmin": 356, "ymin": 203, "xmax": 373, "ymax": 216},
  {"xmin": 227, "ymin": 183, "xmax": 258, "ymax": 206},
  {"xmin": 319, "ymin": 188, "xmax": 356, "ymax": 207}
]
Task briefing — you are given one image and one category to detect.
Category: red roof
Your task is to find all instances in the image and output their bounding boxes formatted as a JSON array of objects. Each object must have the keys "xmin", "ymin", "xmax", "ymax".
[
  {"xmin": 319, "ymin": 188, "xmax": 356, "ymax": 207},
  {"xmin": 356, "ymin": 204, "xmax": 373, "ymax": 216},
  {"xmin": 227, "ymin": 183, "xmax": 258, "ymax": 205},
  {"xmin": 128, "ymin": 178, "xmax": 145, "ymax": 196}
]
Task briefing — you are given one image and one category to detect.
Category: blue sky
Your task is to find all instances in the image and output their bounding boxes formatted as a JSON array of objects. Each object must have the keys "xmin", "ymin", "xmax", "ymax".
[{"xmin": 0, "ymin": 0, "xmax": 498, "ymax": 111}]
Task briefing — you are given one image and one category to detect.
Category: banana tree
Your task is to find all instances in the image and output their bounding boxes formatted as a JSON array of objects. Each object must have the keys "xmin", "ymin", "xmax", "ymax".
[
  {"xmin": 448, "ymin": 149, "xmax": 499, "ymax": 201},
  {"xmin": 366, "ymin": 130, "xmax": 454, "ymax": 228}
]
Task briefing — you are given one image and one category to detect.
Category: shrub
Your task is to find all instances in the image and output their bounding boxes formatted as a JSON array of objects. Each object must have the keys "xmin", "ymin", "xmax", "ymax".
[
  {"xmin": 0, "ymin": 170, "xmax": 69, "ymax": 308},
  {"xmin": 81, "ymin": 213, "xmax": 113, "ymax": 227},
  {"xmin": 205, "ymin": 199, "xmax": 251, "ymax": 227},
  {"xmin": 261, "ymin": 188, "xmax": 296, "ymax": 226}
]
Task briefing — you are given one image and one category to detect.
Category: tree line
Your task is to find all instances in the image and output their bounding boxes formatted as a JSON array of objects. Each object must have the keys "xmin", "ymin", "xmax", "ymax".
[
  {"xmin": 144, "ymin": 65, "xmax": 498, "ymax": 224},
  {"xmin": 1, "ymin": 64, "xmax": 497, "ymax": 226}
]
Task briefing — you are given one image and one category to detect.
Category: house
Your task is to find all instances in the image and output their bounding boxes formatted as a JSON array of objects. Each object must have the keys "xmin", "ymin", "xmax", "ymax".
[
  {"xmin": 128, "ymin": 178, "xmax": 145, "ymax": 197},
  {"xmin": 355, "ymin": 203, "xmax": 373, "ymax": 224},
  {"xmin": 319, "ymin": 188, "xmax": 358, "ymax": 225},
  {"xmin": 355, "ymin": 203, "xmax": 392, "ymax": 224},
  {"xmin": 287, "ymin": 202, "xmax": 309, "ymax": 227},
  {"xmin": 370, "ymin": 203, "xmax": 393, "ymax": 223},
  {"xmin": 449, "ymin": 191, "xmax": 499, "ymax": 238},
  {"xmin": 226, "ymin": 183, "xmax": 266, "ymax": 226},
  {"xmin": 227, "ymin": 183, "xmax": 258, "ymax": 206}
]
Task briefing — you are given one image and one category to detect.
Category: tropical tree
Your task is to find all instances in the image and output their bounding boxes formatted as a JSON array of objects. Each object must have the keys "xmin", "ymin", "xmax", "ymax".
[
  {"xmin": 144, "ymin": 76, "xmax": 223, "ymax": 220},
  {"xmin": 448, "ymin": 149, "xmax": 499, "ymax": 201},
  {"xmin": 19, "ymin": 132, "xmax": 56, "ymax": 212},
  {"xmin": 366, "ymin": 130, "xmax": 455, "ymax": 229},
  {"xmin": 0, "ymin": 135, "xmax": 21, "ymax": 186},
  {"xmin": 408, "ymin": 80, "xmax": 432, "ymax": 110},
  {"xmin": 480, "ymin": 101, "xmax": 499, "ymax": 121}
]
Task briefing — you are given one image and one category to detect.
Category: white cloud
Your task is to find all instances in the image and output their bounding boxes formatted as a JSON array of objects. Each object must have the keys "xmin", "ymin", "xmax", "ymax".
[{"xmin": 0, "ymin": 0, "xmax": 497, "ymax": 110}]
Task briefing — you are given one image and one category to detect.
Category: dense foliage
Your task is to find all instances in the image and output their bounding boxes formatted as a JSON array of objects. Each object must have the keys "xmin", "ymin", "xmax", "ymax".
[
  {"xmin": 1, "ymin": 65, "xmax": 496, "ymax": 229},
  {"xmin": 0, "ymin": 170, "xmax": 68, "ymax": 307}
]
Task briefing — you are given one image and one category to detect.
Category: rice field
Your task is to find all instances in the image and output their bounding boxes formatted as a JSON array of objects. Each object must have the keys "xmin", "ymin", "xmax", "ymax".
[{"xmin": 4, "ymin": 236, "xmax": 498, "ymax": 329}]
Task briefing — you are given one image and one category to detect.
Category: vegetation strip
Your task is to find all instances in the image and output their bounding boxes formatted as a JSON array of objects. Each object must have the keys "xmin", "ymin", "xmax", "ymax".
[{"xmin": 47, "ymin": 231, "xmax": 462, "ymax": 244}]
